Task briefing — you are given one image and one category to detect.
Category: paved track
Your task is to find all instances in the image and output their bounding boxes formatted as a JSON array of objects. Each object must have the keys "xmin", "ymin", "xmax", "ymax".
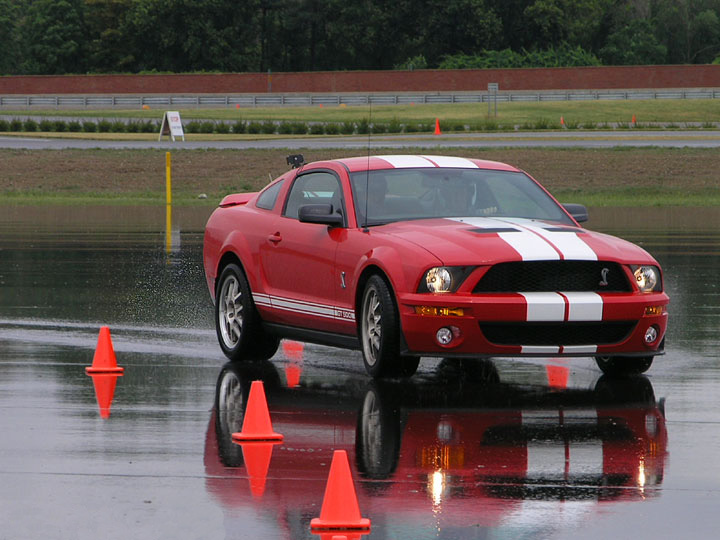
[{"xmin": 2, "ymin": 130, "xmax": 720, "ymax": 150}]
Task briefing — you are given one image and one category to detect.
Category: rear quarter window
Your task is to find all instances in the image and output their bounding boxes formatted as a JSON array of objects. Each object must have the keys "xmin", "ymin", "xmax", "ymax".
[{"xmin": 256, "ymin": 180, "xmax": 285, "ymax": 210}]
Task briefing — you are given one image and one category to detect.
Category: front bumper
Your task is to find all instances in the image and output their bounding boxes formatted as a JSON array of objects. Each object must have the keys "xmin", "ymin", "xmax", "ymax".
[{"xmin": 398, "ymin": 291, "xmax": 669, "ymax": 357}]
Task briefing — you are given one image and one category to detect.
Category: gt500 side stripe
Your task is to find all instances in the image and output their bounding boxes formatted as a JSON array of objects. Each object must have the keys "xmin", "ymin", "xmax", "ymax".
[{"xmin": 253, "ymin": 293, "xmax": 356, "ymax": 322}]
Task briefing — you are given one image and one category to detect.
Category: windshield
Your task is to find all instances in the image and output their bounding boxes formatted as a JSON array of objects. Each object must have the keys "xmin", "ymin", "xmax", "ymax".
[{"xmin": 350, "ymin": 168, "xmax": 574, "ymax": 227}]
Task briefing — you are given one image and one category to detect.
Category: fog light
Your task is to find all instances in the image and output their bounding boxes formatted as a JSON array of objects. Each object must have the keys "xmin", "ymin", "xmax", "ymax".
[
  {"xmin": 644, "ymin": 325, "xmax": 659, "ymax": 345},
  {"xmin": 436, "ymin": 327, "xmax": 453, "ymax": 345}
]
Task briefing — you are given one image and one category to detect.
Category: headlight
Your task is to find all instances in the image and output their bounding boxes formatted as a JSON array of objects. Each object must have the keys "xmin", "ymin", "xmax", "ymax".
[
  {"xmin": 632, "ymin": 265, "xmax": 662, "ymax": 293},
  {"xmin": 426, "ymin": 267, "xmax": 452, "ymax": 293},
  {"xmin": 419, "ymin": 266, "xmax": 474, "ymax": 293}
]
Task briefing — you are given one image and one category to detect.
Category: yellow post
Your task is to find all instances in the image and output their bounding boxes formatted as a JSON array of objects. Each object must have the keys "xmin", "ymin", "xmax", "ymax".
[
  {"xmin": 165, "ymin": 152, "xmax": 172, "ymax": 254},
  {"xmin": 166, "ymin": 152, "xmax": 172, "ymax": 206}
]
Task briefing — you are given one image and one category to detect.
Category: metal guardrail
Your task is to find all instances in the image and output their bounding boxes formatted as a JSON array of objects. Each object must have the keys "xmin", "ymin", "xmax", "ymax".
[{"xmin": 1, "ymin": 89, "xmax": 720, "ymax": 109}]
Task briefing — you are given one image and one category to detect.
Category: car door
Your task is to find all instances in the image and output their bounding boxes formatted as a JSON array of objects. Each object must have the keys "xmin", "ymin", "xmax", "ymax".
[{"xmin": 259, "ymin": 169, "xmax": 351, "ymax": 332}]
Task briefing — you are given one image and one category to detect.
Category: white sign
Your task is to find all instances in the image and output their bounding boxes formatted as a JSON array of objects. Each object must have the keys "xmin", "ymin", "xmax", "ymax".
[{"xmin": 158, "ymin": 111, "xmax": 185, "ymax": 141}]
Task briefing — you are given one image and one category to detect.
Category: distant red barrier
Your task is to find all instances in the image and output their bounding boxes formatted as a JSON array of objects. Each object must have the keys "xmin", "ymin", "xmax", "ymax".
[{"xmin": 1, "ymin": 65, "xmax": 719, "ymax": 95}]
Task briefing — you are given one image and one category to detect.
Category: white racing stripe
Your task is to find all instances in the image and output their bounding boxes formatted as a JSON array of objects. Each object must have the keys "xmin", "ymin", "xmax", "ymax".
[
  {"xmin": 499, "ymin": 230, "xmax": 560, "ymax": 260},
  {"xmin": 526, "ymin": 441, "xmax": 604, "ymax": 481},
  {"xmin": 376, "ymin": 155, "xmax": 435, "ymax": 168},
  {"xmin": 526, "ymin": 441, "xmax": 566, "ymax": 481},
  {"xmin": 375, "ymin": 155, "xmax": 481, "ymax": 169},
  {"xmin": 521, "ymin": 292, "xmax": 603, "ymax": 322},
  {"xmin": 509, "ymin": 220, "xmax": 597, "ymax": 261},
  {"xmin": 522, "ymin": 410, "xmax": 560, "ymax": 425},
  {"xmin": 562, "ymin": 345, "xmax": 598, "ymax": 354},
  {"xmin": 252, "ymin": 293, "xmax": 355, "ymax": 322},
  {"xmin": 563, "ymin": 408, "xmax": 598, "ymax": 425},
  {"xmin": 421, "ymin": 155, "xmax": 479, "ymax": 168},
  {"xmin": 567, "ymin": 442, "xmax": 604, "ymax": 477},
  {"xmin": 522, "ymin": 345, "xmax": 560, "ymax": 354},
  {"xmin": 563, "ymin": 292, "xmax": 603, "ymax": 321},
  {"xmin": 448, "ymin": 217, "xmax": 561, "ymax": 260},
  {"xmin": 451, "ymin": 217, "xmax": 597, "ymax": 261},
  {"xmin": 521, "ymin": 292, "xmax": 566, "ymax": 321}
]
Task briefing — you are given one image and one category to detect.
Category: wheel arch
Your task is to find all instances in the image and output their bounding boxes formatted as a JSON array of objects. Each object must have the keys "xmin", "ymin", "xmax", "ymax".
[
  {"xmin": 354, "ymin": 265, "xmax": 398, "ymax": 336},
  {"xmin": 212, "ymin": 228, "xmax": 258, "ymax": 300},
  {"xmin": 210, "ymin": 251, "xmax": 245, "ymax": 302}
]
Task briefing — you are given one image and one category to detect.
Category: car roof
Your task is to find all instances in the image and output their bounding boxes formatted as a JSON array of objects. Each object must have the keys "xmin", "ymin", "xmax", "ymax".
[{"xmin": 323, "ymin": 155, "xmax": 521, "ymax": 173}]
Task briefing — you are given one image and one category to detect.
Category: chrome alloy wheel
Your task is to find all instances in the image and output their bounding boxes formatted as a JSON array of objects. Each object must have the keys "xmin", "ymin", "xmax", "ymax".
[
  {"xmin": 219, "ymin": 275, "xmax": 243, "ymax": 348},
  {"xmin": 362, "ymin": 285, "xmax": 382, "ymax": 367}
]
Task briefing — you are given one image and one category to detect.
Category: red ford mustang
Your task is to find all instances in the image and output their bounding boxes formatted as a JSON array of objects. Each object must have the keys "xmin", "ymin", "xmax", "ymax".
[{"xmin": 203, "ymin": 155, "xmax": 669, "ymax": 378}]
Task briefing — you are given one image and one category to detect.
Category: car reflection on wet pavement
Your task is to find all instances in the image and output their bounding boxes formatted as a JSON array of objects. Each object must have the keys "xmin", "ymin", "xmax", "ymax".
[
  {"xmin": 206, "ymin": 357, "xmax": 667, "ymax": 539},
  {"xmin": 2, "ymin": 205, "xmax": 720, "ymax": 539}
]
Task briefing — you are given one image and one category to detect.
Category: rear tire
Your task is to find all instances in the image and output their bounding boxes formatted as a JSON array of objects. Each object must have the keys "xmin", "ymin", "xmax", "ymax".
[
  {"xmin": 360, "ymin": 275, "xmax": 406, "ymax": 378},
  {"xmin": 215, "ymin": 263, "xmax": 279, "ymax": 362},
  {"xmin": 595, "ymin": 355, "xmax": 653, "ymax": 376}
]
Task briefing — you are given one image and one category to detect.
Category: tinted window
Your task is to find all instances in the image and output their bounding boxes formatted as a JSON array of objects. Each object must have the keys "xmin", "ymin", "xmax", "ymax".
[
  {"xmin": 256, "ymin": 179, "xmax": 284, "ymax": 210},
  {"xmin": 283, "ymin": 171, "xmax": 344, "ymax": 220}
]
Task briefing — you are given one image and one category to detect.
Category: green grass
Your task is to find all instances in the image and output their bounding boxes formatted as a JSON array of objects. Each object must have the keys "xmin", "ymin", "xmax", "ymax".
[
  {"xmin": 0, "ymin": 190, "xmax": 217, "ymax": 206},
  {"xmin": 2, "ymin": 146, "xmax": 720, "ymax": 207},
  {"xmin": 2, "ymin": 99, "xmax": 720, "ymax": 128},
  {"xmin": 555, "ymin": 188, "xmax": 720, "ymax": 207}
]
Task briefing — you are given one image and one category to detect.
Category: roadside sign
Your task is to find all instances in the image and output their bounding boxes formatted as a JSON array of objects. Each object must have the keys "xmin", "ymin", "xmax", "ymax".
[
  {"xmin": 487, "ymin": 83, "xmax": 499, "ymax": 117},
  {"xmin": 159, "ymin": 111, "xmax": 185, "ymax": 141}
]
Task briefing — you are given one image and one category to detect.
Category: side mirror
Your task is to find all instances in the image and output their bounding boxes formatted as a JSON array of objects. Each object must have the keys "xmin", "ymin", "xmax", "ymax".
[
  {"xmin": 562, "ymin": 203, "xmax": 588, "ymax": 223},
  {"xmin": 298, "ymin": 204, "xmax": 344, "ymax": 226}
]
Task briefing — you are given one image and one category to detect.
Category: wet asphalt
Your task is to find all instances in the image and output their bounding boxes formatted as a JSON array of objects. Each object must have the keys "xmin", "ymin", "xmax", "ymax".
[{"xmin": 1, "ymin": 206, "xmax": 719, "ymax": 539}]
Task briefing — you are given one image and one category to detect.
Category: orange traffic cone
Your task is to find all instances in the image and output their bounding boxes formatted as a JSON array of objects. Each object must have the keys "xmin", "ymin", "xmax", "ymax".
[
  {"xmin": 312, "ymin": 534, "xmax": 366, "ymax": 540},
  {"xmin": 285, "ymin": 363, "xmax": 302, "ymax": 388},
  {"xmin": 240, "ymin": 441, "xmax": 280, "ymax": 498},
  {"xmin": 546, "ymin": 365, "xmax": 569, "ymax": 389},
  {"xmin": 632, "ymin": 114, "xmax": 637, "ymax": 126},
  {"xmin": 86, "ymin": 326, "xmax": 124, "ymax": 374},
  {"xmin": 434, "ymin": 118, "xmax": 442, "ymax": 135},
  {"xmin": 282, "ymin": 340, "xmax": 304, "ymax": 361},
  {"xmin": 89, "ymin": 373, "xmax": 121, "ymax": 419},
  {"xmin": 231, "ymin": 381, "xmax": 283, "ymax": 442},
  {"xmin": 311, "ymin": 450, "xmax": 371, "ymax": 532},
  {"xmin": 560, "ymin": 116, "xmax": 565, "ymax": 127}
]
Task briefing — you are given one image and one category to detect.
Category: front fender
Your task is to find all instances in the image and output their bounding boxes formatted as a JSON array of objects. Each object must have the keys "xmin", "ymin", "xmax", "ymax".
[{"xmin": 354, "ymin": 243, "xmax": 443, "ymax": 298}]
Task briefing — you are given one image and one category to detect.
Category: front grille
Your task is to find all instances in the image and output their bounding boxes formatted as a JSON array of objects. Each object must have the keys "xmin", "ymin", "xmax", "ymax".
[
  {"xmin": 479, "ymin": 321, "xmax": 635, "ymax": 346},
  {"xmin": 473, "ymin": 261, "xmax": 630, "ymax": 293}
]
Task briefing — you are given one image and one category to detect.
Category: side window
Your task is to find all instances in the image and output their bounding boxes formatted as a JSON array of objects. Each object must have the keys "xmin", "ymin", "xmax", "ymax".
[
  {"xmin": 283, "ymin": 171, "xmax": 343, "ymax": 220},
  {"xmin": 256, "ymin": 179, "xmax": 284, "ymax": 210}
]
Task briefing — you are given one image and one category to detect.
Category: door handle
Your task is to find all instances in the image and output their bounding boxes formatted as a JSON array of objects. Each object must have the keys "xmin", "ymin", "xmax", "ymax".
[{"xmin": 268, "ymin": 233, "xmax": 282, "ymax": 244}]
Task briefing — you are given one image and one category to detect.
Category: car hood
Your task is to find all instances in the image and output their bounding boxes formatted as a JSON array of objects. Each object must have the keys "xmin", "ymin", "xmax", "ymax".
[{"xmin": 376, "ymin": 217, "xmax": 658, "ymax": 265}]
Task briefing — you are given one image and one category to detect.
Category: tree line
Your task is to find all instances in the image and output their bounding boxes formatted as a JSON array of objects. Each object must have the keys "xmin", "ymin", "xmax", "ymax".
[{"xmin": 1, "ymin": 0, "xmax": 720, "ymax": 76}]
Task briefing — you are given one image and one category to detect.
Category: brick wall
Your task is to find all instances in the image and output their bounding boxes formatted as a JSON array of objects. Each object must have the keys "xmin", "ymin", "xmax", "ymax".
[{"xmin": 1, "ymin": 65, "xmax": 719, "ymax": 94}]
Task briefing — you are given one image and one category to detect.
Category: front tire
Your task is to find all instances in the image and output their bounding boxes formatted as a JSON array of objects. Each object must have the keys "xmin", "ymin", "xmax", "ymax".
[
  {"xmin": 215, "ymin": 263, "xmax": 279, "ymax": 362},
  {"xmin": 595, "ymin": 355, "xmax": 654, "ymax": 376},
  {"xmin": 360, "ymin": 275, "xmax": 406, "ymax": 378}
]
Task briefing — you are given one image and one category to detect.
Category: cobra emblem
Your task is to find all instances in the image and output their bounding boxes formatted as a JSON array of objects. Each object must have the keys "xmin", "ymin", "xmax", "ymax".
[{"xmin": 599, "ymin": 267, "xmax": 610, "ymax": 287}]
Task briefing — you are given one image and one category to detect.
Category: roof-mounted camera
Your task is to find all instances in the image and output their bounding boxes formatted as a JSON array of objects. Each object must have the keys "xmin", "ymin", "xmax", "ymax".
[{"xmin": 287, "ymin": 154, "xmax": 305, "ymax": 169}]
